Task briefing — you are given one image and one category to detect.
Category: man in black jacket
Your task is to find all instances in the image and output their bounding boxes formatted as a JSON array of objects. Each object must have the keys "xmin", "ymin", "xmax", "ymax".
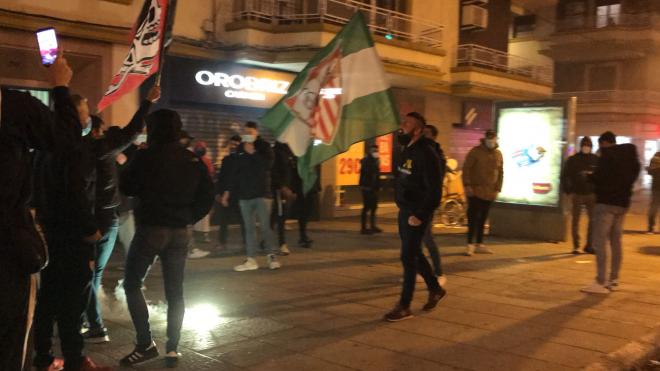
[
  {"xmin": 32, "ymin": 87, "xmax": 114, "ymax": 371},
  {"xmin": 359, "ymin": 144, "xmax": 381, "ymax": 234},
  {"xmin": 119, "ymin": 109, "xmax": 214, "ymax": 367},
  {"xmin": 384, "ymin": 112, "xmax": 446, "ymax": 322},
  {"xmin": 0, "ymin": 54, "xmax": 82, "ymax": 371},
  {"xmin": 581, "ymin": 132, "xmax": 641, "ymax": 295},
  {"xmin": 562, "ymin": 136, "xmax": 599, "ymax": 254},
  {"xmin": 83, "ymin": 86, "xmax": 160, "ymax": 344},
  {"xmin": 270, "ymin": 141, "xmax": 296, "ymax": 254},
  {"xmin": 213, "ymin": 135, "xmax": 245, "ymax": 252}
]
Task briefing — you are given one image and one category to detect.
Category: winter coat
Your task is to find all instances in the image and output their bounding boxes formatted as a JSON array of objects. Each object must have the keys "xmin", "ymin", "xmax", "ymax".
[
  {"xmin": 462, "ymin": 141, "xmax": 504, "ymax": 201},
  {"xmin": 648, "ymin": 152, "xmax": 660, "ymax": 192},
  {"xmin": 591, "ymin": 143, "xmax": 641, "ymax": 208},
  {"xmin": 359, "ymin": 154, "xmax": 380, "ymax": 191},
  {"xmin": 561, "ymin": 152, "xmax": 599, "ymax": 195}
]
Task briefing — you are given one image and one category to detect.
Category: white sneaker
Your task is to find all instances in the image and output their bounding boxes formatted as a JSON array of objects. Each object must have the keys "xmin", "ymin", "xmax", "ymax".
[
  {"xmin": 267, "ymin": 254, "xmax": 281, "ymax": 270},
  {"xmin": 188, "ymin": 248, "xmax": 210, "ymax": 259},
  {"xmin": 465, "ymin": 244, "xmax": 475, "ymax": 256},
  {"xmin": 234, "ymin": 258, "xmax": 259, "ymax": 272},
  {"xmin": 607, "ymin": 279, "xmax": 619, "ymax": 291},
  {"xmin": 278, "ymin": 244, "xmax": 290, "ymax": 256},
  {"xmin": 580, "ymin": 281, "xmax": 610, "ymax": 294},
  {"xmin": 475, "ymin": 244, "xmax": 493, "ymax": 254},
  {"xmin": 438, "ymin": 275, "xmax": 447, "ymax": 287}
]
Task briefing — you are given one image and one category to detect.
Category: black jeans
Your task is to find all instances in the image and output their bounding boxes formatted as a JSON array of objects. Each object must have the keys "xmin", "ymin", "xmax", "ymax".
[
  {"xmin": 124, "ymin": 225, "xmax": 190, "ymax": 353},
  {"xmin": 34, "ymin": 237, "xmax": 93, "ymax": 371},
  {"xmin": 361, "ymin": 190, "xmax": 378, "ymax": 230},
  {"xmin": 271, "ymin": 190, "xmax": 289, "ymax": 246},
  {"xmin": 571, "ymin": 193, "xmax": 596, "ymax": 249},
  {"xmin": 398, "ymin": 210, "xmax": 440, "ymax": 307},
  {"xmin": 467, "ymin": 197, "xmax": 493, "ymax": 244},
  {"xmin": 217, "ymin": 203, "xmax": 245, "ymax": 246},
  {"xmin": 422, "ymin": 220, "xmax": 443, "ymax": 276},
  {"xmin": 293, "ymin": 191, "xmax": 312, "ymax": 240},
  {"xmin": 0, "ymin": 259, "xmax": 34, "ymax": 371}
]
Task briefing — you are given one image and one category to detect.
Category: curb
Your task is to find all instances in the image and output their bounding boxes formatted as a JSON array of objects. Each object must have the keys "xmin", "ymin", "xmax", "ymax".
[{"xmin": 585, "ymin": 328, "xmax": 660, "ymax": 370}]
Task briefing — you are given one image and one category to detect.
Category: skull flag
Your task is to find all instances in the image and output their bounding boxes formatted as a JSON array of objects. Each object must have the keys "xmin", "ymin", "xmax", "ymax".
[{"xmin": 97, "ymin": 0, "xmax": 172, "ymax": 112}]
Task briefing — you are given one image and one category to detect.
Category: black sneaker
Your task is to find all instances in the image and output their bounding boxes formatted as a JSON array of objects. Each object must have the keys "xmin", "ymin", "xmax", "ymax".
[
  {"xmin": 360, "ymin": 228, "xmax": 373, "ymax": 235},
  {"xmin": 383, "ymin": 305, "xmax": 413, "ymax": 322},
  {"xmin": 423, "ymin": 287, "xmax": 447, "ymax": 311},
  {"xmin": 370, "ymin": 227, "xmax": 383, "ymax": 233},
  {"xmin": 84, "ymin": 327, "xmax": 110, "ymax": 344},
  {"xmin": 165, "ymin": 351, "xmax": 181, "ymax": 368},
  {"xmin": 120, "ymin": 342, "xmax": 159, "ymax": 366},
  {"xmin": 583, "ymin": 246, "xmax": 595, "ymax": 254},
  {"xmin": 298, "ymin": 237, "xmax": 313, "ymax": 248}
]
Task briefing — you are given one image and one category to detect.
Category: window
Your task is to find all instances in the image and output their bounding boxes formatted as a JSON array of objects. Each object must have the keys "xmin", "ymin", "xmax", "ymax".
[
  {"xmin": 596, "ymin": 3, "xmax": 621, "ymax": 28},
  {"xmin": 586, "ymin": 63, "xmax": 619, "ymax": 91},
  {"xmin": 512, "ymin": 15, "xmax": 536, "ymax": 38}
]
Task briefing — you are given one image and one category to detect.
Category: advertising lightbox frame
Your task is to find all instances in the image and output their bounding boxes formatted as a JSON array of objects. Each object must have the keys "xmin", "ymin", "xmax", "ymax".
[{"xmin": 489, "ymin": 98, "xmax": 577, "ymax": 242}]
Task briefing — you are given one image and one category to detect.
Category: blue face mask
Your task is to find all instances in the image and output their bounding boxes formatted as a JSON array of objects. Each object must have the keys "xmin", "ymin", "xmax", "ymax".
[{"xmin": 81, "ymin": 117, "xmax": 92, "ymax": 137}]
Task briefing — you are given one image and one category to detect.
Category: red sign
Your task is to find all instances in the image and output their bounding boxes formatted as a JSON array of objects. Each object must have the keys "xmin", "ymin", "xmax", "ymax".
[{"xmin": 376, "ymin": 134, "xmax": 393, "ymax": 173}]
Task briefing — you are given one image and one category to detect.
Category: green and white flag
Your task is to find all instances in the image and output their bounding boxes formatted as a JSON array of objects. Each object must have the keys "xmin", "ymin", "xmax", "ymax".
[{"xmin": 261, "ymin": 12, "xmax": 400, "ymax": 193}]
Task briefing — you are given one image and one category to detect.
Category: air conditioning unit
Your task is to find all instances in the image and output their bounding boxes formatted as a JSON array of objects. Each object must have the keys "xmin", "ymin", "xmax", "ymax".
[
  {"xmin": 461, "ymin": 5, "xmax": 488, "ymax": 30},
  {"xmin": 462, "ymin": 0, "xmax": 488, "ymax": 5}
]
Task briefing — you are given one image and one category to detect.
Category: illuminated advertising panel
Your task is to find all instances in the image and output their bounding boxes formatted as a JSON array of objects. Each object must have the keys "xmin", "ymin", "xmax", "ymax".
[
  {"xmin": 495, "ymin": 102, "xmax": 566, "ymax": 207},
  {"xmin": 375, "ymin": 133, "xmax": 393, "ymax": 173},
  {"xmin": 336, "ymin": 142, "xmax": 365, "ymax": 186}
]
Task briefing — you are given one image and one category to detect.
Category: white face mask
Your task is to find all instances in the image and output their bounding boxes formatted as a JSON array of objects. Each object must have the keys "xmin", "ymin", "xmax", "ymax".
[
  {"xmin": 581, "ymin": 146, "xmax": 592, "ymax": 154},
  {"xmin": 485, "ymin": 139, "xmax": 497, "ymax": 149},
  {"xmin": 241, "ymin": 134, "xmax": 256, "ymax": 143},
  {"xmin": 371, "ymin": 152, "xmax": 380, "ymax": 159},
  {"xmin": 134, "ymin": 134, "xmax": 147, "ymax": 144}
]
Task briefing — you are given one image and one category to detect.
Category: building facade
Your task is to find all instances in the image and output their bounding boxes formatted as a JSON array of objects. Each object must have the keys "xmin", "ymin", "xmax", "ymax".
[{"xmin": 0, "ymin": 0, "xmax": 553, "ymax": 217}]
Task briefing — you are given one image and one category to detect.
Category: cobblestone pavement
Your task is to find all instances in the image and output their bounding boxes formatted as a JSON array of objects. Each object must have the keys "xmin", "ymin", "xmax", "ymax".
[{"xmin": 53, "ymin": 213, "xmax": 659, "ymax": 370}]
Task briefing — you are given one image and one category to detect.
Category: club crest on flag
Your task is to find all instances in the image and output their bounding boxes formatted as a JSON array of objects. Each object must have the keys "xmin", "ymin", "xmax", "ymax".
[{"xmin": 285, "ymin": 45, "xmax": 343, "ymax": 145}]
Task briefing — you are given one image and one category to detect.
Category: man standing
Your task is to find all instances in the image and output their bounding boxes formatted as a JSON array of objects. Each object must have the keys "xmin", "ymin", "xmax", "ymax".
[
  {"xmin": 647, "ymin": 151, "xmax": 660, "ymax": 234},
  {"xmin": 223, "ymin": 122, "xmax": 281, "ymax": 271},
  {"xmin": 359, "ymin": 144, "xmax": 382, "ymax": 235},
  {"xmin": 384, "ymin": 112, "xmax": 446, "ymax": 322},
  {"xmin": 462, "ymin": 130, "xmax": 503, "ymax": 256},
  {"xmin": 271, "ymin": 140, "xmax": 297, "ymax": 254},
  {"xmin": 119, "ymin": 109, "xmax": 214, "ymax": 367},
  {"xmin": 83, "ymin": 86, "xmax": 160, "ymax": 344},
  {"xmin": 562, "ymin": 137, "xmax": 599, "ymax": 254},
  {"xmin": 581, "ymin": 131, "xmax": 640, "ymax": 294},
  {"xmin": 421, "ymin": 124, "xmax": 447, "ymax": 286},
  {"xmin": 214, "ymin": 135, "xmax": 246, "ymax": 252}
]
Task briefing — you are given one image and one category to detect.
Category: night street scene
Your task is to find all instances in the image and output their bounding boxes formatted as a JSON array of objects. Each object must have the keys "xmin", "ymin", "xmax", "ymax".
[{"xmin": 1, "ymin": 0, "xmax": 660, "ymax": 370}]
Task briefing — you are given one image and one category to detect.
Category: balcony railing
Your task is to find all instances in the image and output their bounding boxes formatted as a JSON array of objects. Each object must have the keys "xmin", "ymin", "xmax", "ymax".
[
  {"xmin": 556, "ymin": 12, "xmax": 659, "ymax": 32},
  {"xmin": 553, "ymin": 90, "xmax": 660, "ymax": 104},
  {"xmin": 231, "ymin": 0, "xmax": 444, "ymax": 49},
  {"xmin": 456, "ymin": 44, "xmax": 553, "ymax": 85}
]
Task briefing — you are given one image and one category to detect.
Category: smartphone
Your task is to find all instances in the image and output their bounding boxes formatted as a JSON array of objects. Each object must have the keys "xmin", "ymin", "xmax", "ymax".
[{"xmin": 36, "ymin": 28, "xmax": 58, "ymax": 66}]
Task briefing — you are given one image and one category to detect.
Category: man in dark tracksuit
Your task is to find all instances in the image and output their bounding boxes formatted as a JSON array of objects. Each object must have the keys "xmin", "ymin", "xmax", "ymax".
[
  {"xmin": 83, "ymin": 86, "xmax": 160, "ymax": 343},
  {"xmin": 119, "ymin": 109, "xmax": 214, "ymax": 367},
  {"xmin": 360, "ymin": 144, "xmax": 381, "ymax": 235},
  {"xmin": 0, "ymin": 56, "xmax": 79, "ymax": 371},
  {"xmin": 561, "ymin": 136, "xmax": 599, "ymax": 254},
  {"xmin": 271, "ymin": 141, "xmax": 296, "ymax": 254},
  {"xmin": 214, "ymin": 135, "xmax": 246, "ymax": 252},
  {"xmin": 385, "ymin": 112, "xmax": 446, "ymax": 322},
  {"xmin": 33, "ymin": 89, "xmax": 114, "ymax": 370}
]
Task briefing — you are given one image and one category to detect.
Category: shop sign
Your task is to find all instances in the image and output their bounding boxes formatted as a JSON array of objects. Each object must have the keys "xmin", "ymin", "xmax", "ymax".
[
  {"xmin": 194, "ymin": 71, "xmax": 290, "ymax": 101},
  {"xmin": 336, "ymin": 142, "xmax": 365, "ymax": 186},
  {"xmin": 375, "ymin": 133, "xmax": 393, "ymax": 173}
]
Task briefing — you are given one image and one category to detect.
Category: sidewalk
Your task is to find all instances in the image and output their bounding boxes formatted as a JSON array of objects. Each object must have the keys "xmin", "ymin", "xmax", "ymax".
[{"xmin": 78, "ymin": 213, "xmax": 660, "ymax": 370}]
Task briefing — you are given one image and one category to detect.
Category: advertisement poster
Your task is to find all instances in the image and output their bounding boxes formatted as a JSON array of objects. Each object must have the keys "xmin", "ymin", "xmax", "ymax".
[
  {"xmin": 496, "ymin": 105, "xmax": 565, "ymax": 207},
  {"xmin": 336, "ymin": 142, "xmax": 365, "ymax": 186}
]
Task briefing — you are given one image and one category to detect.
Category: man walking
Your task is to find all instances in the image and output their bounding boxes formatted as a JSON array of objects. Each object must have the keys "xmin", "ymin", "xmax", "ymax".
[
  {"xmin": 561, "ymin": 136, "xmax": 599, "ymax": 254},
  {"xmin": 359, "ymin": 144, "xmax": 382, "ymax": 235},
  {"xmin": 384, "ymin": 112, "xmax": 446, "ymax": 322},
  {"xmin": 119, "ymin": 109, "xmax": 214, "ymax": 367},
  {"xmin": 647, "ymin": 151, "xmax": 660, "ymax": 234},
  {"xmin": 581, "ymin": 131, "xmax": 640, "ymax": 294},
  {"xmin": 462, "ymin": 130, "xmax": 503, "ymax": 256}
]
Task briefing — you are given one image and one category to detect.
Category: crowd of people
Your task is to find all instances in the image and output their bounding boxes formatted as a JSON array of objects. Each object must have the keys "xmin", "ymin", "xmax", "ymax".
[{"xmin": 1, "ymin": 52, "xmax": 658, "ymax": 370}]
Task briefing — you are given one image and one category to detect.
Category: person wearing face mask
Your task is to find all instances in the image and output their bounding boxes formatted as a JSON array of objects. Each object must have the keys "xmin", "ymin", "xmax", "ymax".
[
  {"xmin": 359, "ymin": 144, "xmax": 382, "ymax": 234},
  {"xmin": 384, "ymin": 112, "xmax": 446, "ymax": 322},
  {"xmin": 461, "ymin": 130, "xmax": 503, "ymax": 256},
  {"xmin": 561, "ymin": 136, "xmax": 599, "ymax": 254}
]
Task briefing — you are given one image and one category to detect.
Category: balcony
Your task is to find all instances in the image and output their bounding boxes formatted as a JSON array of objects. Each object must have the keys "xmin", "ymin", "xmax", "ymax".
[
  {"xmin": 229, "ymin": 0, "xmax": 444, "ymax": 50},
  {"xmin": 556, "ymin": 13, "xmax": 659, "ymax": 32},
  {"xmin": 553, "ymin": 90, "xmax": 660, "ymax": 116},
  {"xmin": 451, "ymin": 44, "xmax": 553, "ymax": 100}
]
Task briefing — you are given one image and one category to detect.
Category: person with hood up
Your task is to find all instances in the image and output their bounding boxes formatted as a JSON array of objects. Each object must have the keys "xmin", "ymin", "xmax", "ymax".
[
  {"xmin": 119, "ymin": 109, "xmax": 214, "ymax": 367},
  {"xmin": 561, "ymin": 136, "xmax": 599, "ymax": 254},
  {"xmin": 461, "ymin": 130, "xmax": 503, "ymax": 256},
  {"xmin": 581, "ymin": 132, "xmax": 640, "ymax": 294}
]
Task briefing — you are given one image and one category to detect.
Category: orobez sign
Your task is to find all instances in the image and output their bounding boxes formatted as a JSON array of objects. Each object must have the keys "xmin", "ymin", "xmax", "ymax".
[{"xmin": 195, "ymin": 70, "xmax": 291, "ymax": 101}]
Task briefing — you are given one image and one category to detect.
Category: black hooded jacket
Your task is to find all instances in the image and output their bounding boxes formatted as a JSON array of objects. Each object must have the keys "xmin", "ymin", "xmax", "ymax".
[
  {"xmin": 120, "ymin": 110, "xmax": 214, "ymax": 227},
  {"xmin": 591, "ymin": 143, "xmax": 641, "ymax": 208},
  {"xmin": 1, "ymin": 87, "xmax": 80, "ymax": 273}
]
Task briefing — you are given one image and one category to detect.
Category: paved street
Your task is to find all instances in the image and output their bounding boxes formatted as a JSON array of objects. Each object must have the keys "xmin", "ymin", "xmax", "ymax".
[{"xmin": 75, "ymin": 213, "xmax": 660, "ymax": 370}]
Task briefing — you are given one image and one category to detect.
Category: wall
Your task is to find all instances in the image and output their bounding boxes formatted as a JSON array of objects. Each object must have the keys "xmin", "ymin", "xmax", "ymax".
[
  {"xmin": 459, "ymin": 0, "xmax": 512, "ymax": 52},
  {"xmin": 0, "ymin": 0, "xmax": 142, "ymax": 28}
]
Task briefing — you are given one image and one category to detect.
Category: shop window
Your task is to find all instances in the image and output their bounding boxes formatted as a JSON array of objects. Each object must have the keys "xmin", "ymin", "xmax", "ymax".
[
  {"xmin": 586, "ymin": 63, "xmax": 619, "ymax": 91},
  {"xmin": 512, "ymin": 14, "xmax": 536, "ymax": 38},
  {"xmin": 596, "ymin": 3, "xmax": 621, "ymax": 28}
]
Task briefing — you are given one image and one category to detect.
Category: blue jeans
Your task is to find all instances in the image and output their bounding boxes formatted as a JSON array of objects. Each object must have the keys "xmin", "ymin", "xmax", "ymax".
[
  {"xmin": 592, "ymin": 204, "xmax": 627, "ymax": 285},
  {"xmin": 239, "ymin": 198, "xmax": 276, "ymax": 257},
  {"xmin": 86, "ymin": 219, "xmax": 119, "ymax": 330},
  {"xmin": 124, "ymin": 225, "xmax": 190, "ymax": 352}
]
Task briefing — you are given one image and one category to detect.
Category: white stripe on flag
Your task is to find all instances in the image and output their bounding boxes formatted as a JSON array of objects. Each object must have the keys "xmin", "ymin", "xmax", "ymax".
[
  {"xmin": 340, "ymin": 47, "xmax": 390, "ymax": 106},
  {"xmin": 279, "ymin": 117, "xmax": 312, "ymax": 156}
]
